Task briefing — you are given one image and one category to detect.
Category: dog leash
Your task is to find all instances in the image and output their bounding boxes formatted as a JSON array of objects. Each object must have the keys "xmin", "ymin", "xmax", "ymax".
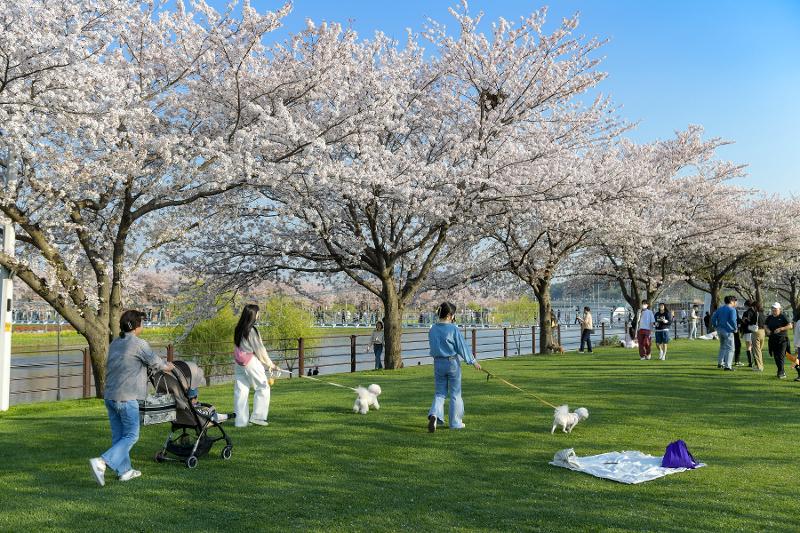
[
  {"xmin": 480, "ymin": 368, "xmax": 558, "ymax": 409},
  {"xmin": 300, "ymin": 374, "xmax": 359, "ymax": 392}
]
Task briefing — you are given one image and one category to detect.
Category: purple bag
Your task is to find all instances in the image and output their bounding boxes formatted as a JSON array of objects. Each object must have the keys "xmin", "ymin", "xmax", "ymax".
[{"xmin": 661, "ymin": 439, "xmax": 700, "ymax": 469}]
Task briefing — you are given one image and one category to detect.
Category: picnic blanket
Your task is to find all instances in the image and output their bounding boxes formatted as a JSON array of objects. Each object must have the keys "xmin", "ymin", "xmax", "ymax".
[{"xmin": 550, "ymin": 449, "xmax": 705, "ymax": 484}]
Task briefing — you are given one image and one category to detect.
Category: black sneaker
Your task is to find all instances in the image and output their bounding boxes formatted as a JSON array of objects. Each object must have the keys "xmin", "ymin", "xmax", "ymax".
[
  {"xmin": 427, "ymin": 415, "xmax": 437, "ymax": 433},
  {"xmin": 778, "ymin": 373, "xmax": 786, "ymax": 379},
  {"xmin": 717, "ymin": 364, "xmax": 723, "ymax": 369},
  {"xmin": 724, "ymin": 367, "xmax": 734, "ymax": 371},
  {"xmin": 793, "ymin": 376, "xmax": 800, "ymax": 382}
]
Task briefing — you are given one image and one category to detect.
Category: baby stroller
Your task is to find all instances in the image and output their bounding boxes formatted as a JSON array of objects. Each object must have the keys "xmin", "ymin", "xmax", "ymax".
[{"xmin": 150, "ymin": 360, "xmax": 234, "ymax": 468}]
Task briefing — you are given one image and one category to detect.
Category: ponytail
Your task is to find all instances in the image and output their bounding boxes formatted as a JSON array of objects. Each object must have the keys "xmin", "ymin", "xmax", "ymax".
[{"xmin": 437, "ymin": 302, "xmax": 456, "ymax": 320}]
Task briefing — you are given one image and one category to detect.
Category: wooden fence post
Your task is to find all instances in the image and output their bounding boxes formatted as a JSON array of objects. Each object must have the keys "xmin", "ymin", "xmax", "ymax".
[
  {"xmin": 298, "ymin": 337, "xmax": 304, "ymax": 378},
  {"xmin": 471, "ymin": 329, "xmax": 477, "ymax": 357},
  {"xmin": 166, "ymin": 344, "xmax": 174, "ymax": 363},
  {"xmin": 350, "ymin": 335, "xmax": 357, "ymax": 373},
  {"xmin": 503, "ymin": 328, "xmax": 508, "ymax": 358},
  {"xmin": 601, "ymin": 322, "xmax": 606, "ymax": 344},
  {"xmin": 674, "ymin": 318, "xmax": 679, "ymax": 339},
  {"xmin": 82, "ymin": 348, "xmax": 92, "ymax": 398},
  {"xmin": 531, "ymin": 326, "xmax": 536, "ymax": 355},
  {"xmin": 557, "ymin": 324, "xmax": 562, "ymax": 347}
]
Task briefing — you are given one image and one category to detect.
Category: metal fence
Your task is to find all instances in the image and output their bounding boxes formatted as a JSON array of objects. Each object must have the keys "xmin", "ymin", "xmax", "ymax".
[{"xmin": 8, "ymin": 319, "xmax": 708, "ymax": 407}]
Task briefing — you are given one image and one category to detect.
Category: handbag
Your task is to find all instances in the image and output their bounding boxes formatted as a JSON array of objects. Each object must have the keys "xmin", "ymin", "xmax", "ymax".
[
  {"xmin": 233, "ymin": 345, "xmax": 254, "ymax": 366},
  {"xmin": 138, "ymin": 374, "xmax": 176, "ymax": 426}
]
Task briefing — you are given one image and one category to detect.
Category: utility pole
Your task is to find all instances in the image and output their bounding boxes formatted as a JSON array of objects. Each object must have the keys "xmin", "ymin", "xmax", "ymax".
[{"xmin": 1, "ymin": 147, "xmax": 17, "ymax": 411}]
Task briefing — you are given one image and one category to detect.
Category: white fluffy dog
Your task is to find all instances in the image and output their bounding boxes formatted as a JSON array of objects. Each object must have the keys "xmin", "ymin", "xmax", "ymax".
[
  {"xmin": 551, "ymin": 405, "xmax": 589, "ymax": 434},
  {"xmin": 353, "ymin": 384, "xmax": 382, "ymax": 414}
]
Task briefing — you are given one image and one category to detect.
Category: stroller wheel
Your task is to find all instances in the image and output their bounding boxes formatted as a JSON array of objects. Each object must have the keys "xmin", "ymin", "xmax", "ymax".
[
  {"xmin": 154, "ymin": 451, "xmax": 166, "ymax": 463},
  {"xmin": 186, "ymin": 456, "xmax": 199, "ymax": 469},
  {"xmin": 221, "ymin": 445, "xmax": 233, "ymax": 460}
]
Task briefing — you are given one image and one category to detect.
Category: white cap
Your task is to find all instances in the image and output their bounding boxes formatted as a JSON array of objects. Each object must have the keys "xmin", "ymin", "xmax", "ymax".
[{"xmin": 771, "ymin": 302, "xmax": 782, "ymax": 309}]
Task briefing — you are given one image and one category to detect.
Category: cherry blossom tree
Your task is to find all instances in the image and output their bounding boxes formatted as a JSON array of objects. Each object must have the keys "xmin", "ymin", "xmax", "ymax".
[
  {"xmin": 185, "ymin": 4, "xmax": 614, "ymax": 368},
  {"xmin": 587, "ymin": 127, "xmax": 747, "ymax": 325},
  {"xmin": 0, "ymin": 0, "xmax": 293, "ymax": 394},
  {"xmin": 483, "ymin": 144, "xmax": 633, "ymax": 352}
]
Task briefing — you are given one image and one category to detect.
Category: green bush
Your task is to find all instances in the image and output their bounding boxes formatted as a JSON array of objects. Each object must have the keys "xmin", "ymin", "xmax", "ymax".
[
  {"xmin": 175, "ymin": 306, "xmax": 237, "ymax": 384},
  {"xmin": 599, "ymin": 335, "xmax": 620, "ymax": 347},
  {"xmin": 262, "ymin": 296, "xmax": 318, "ymax": 372}
]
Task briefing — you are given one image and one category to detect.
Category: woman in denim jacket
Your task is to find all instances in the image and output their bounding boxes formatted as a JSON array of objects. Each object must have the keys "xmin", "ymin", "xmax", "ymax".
[{"xmin": 427, "ymin": 302, "xmax": 481, "ymax": 433}]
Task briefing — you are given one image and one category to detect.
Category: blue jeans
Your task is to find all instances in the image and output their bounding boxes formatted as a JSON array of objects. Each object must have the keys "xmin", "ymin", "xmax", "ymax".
[
  {"xmin": 373, "ymin": 344, "xmax": 383, "ymax": 369},
  {"xmin": 101, "ymin": 399, "xmax": 140, "ymax": 475},
  {"xmin": 717, "ymin": 331, "xmax": 734, "ymax": 369},
  {"xmin": 428, "ymin": 358, "xmax": 464, "ymax": 428}
]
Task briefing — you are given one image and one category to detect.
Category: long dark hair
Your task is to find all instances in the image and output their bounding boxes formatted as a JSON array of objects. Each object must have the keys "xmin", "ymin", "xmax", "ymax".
[
  {"xmin": 234, "ymin": 304, "xmax": 260, "ymax": 348},
  {"xmin": 119, "ymin": 310, "xmax": 146, "ymax": 338},
  {"xmin": 437, "ymin": 302, "xmax": 456, "ymax": 320}
]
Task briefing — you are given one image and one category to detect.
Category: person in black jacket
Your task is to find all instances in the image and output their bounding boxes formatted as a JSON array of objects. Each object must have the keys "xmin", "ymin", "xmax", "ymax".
[
  {"xmin": 704, "ymin": 311, "xmax": 712, "ymax": 333},
  {"xmin": 654, "ymin": 303, "xmax": 672, "ymax": 360}
]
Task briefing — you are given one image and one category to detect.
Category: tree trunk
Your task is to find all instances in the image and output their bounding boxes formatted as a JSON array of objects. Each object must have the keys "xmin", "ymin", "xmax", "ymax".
[
  {"xmin": 709, "ymin": 281, "xmax": 722, "ymax": 313},
  {"xmin": 533, "ymin": 277, "xmax": 553, "ymax": 353},
  {"xmin": 381, "ymin": 280, "xmax": 404, "ymax": 369},
  {"xmin": 85, "ymin": 330, "xmax": 109, "ymax": 398}
]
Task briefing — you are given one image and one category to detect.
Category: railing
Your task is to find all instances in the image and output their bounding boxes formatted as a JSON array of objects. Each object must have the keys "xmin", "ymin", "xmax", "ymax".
[{"xmin": 8, "ymin": 319, "xmax": 714, "ymax": 407}]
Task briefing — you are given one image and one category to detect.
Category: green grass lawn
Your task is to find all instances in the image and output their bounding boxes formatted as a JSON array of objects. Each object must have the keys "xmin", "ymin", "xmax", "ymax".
[{"xmin": 1, "ymin": 340, "xmax": 798, "ymax": 532}]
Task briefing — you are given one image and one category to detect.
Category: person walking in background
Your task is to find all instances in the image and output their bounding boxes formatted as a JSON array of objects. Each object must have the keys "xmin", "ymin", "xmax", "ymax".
[
  {"xmin": 427, "ymin": 302, "xmax": 481, "ymax": 433},
  {"xmin": 370, "ymin": 321, "xmax": 385, "ymax": 370},
  {"xmin": 233, "ymin": 304, "xmax": 279, "ymax": 427},
  {"xmin": 578, "ymin": 306, "xmax": 594, "ymax": 353},
  {"xmin": 704, "ymin": 311, "xmax": 712, "ymax": 333},
  {"xmin": 689, "ymin": 305, "xmax": 699, "ymax": 339},
  {"xmin": 654, "ymin": 303, "xmax": 672, "ymax": 360},
  {"xmin": 712, "ymin": 295, "xmax": 738, "ymax": 371},
  {"xmin": 764, "ymin": 302, "xmax": 793, "ymax": 379},
  {"xmin": 90, "ymin": 310, "xmax": 174, "ymax": 486},
  {"xmin": 637, "ymin": 300, "xmax": 656, "ymax": 360},
  {"xmin": 748, "ymin": 302, "xmax": 766, "ymax": 372}
]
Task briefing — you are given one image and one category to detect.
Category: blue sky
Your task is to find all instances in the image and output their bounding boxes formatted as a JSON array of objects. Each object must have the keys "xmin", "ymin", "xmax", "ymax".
[{"xmin": 227, "ymin": 1, "xmax": 800, "ymax": 196}]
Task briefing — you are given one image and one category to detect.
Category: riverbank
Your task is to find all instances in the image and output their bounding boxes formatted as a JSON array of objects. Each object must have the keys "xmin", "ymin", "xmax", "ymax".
[{"xmin": 10, "ymin": 326, "xmax": 429, "ymax": 355}]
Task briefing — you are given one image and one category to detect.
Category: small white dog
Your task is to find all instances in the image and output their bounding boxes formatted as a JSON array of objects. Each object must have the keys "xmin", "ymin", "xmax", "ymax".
[
  {"xmin": 551, "ymin": 405, "xmax": 589, "ymax": 434},
  {"xmin": 353, "ymin": 384, "xmax": 382, "ymax": 414}
]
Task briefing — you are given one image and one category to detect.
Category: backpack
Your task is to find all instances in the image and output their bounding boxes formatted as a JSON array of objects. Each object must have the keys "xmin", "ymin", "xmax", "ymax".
[{"xmin": 661, "ymin": 439, "xmax": 700, "ymax": 469}]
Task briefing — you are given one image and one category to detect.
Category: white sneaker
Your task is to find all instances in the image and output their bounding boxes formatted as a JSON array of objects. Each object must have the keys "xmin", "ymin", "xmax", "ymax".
[
  {"xmin": 89, "ymin": 457, "xmax": 106, "ymax": 487},
  {"xmin": 212, "ymin": 413, "xmax": 229, "ymax": 422},
  {"xmin": 250, "ymin": 419, "xmax": 269, "ymax": 426},
  {"xmin": 119, "ymin": 469, "xmax": 141, "ymax": 482}
]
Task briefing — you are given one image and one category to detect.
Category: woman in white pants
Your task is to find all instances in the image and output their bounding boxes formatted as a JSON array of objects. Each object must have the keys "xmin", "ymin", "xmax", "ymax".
[{"xmin": 233, "ymin": 304, "xmax": 278, "ymax": 427}]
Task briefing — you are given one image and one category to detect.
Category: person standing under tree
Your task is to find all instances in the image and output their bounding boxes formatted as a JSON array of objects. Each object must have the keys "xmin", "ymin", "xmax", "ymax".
[
  {"xmin": 792, "ymin": 308, "xmax": 800, "ymax": 381},
  {"xmin": 654, "ymin": 303, "xmax": 672, "ymax": 360},
  {"xmin": 578, "ymin": 306, "xmax": 593, "ymax": 354},
  {"xmin": 637, "ymin": 300, "xmax": 656, "ymax": 360},
  {"xmin": 712, "ymin": 295, "xmax": 738, "ymax": 371},
  {"xmin": 764, "ymin": 302, "xmax": 793, "ymax": 379},
  {"xmin": 427, "ymin": 302, "xmax": 481, "ymax": 433},
  {"xmin": 370, "ymin": 321, "xmax": 385, "ymax": 370},
  {"xmin": 689, "ymin": 305, "xmax": 699, "ymax": 339}
]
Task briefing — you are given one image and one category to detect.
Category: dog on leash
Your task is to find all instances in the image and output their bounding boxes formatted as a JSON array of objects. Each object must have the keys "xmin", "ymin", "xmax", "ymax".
[
  {"xmin": 551, "ymin": 405, "xmax": 589, "ymax": 433},
  {"xmin": 353, "ymin": 384, "xmax": 382, "ymax": 414}
]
